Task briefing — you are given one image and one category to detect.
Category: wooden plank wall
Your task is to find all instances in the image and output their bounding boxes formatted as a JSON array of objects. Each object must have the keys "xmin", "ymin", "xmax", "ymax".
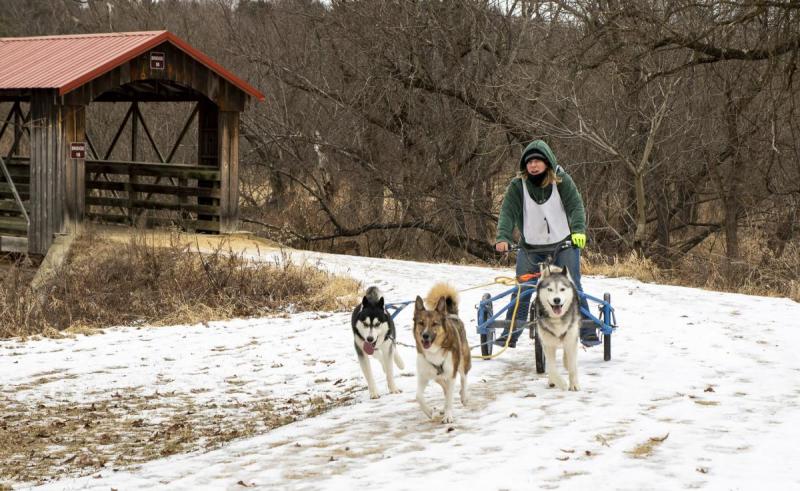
[
  {"xmin": 62, "ymin": 42, "xmax": 248, "ymax": 112},
  {"xmin": 197, "ymin": 101, "xmax": 219, "ymax": 224},
  {"xmin": 84, "ymin": 160, "xmax": 222, "ymax": 232},
  {"xmin": 219, "ymin": 111, "xmax": 239, "ymax": 233},
  {"xmin": 28, "ymin": 91, "xmax": 65, "ymax": 255},
  {"xmin": 63, "ymin": 105, "xmax": 85, "ymax": 231}
]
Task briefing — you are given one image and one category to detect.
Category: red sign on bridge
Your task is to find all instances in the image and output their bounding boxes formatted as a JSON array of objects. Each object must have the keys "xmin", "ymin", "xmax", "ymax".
[
  {"xmin": 150, "ymin": 52, "xmax": 165, "ymax": 70},
  {"xmin": 70, "ymin": 142, "xmax": 85, "ymax": 159}
]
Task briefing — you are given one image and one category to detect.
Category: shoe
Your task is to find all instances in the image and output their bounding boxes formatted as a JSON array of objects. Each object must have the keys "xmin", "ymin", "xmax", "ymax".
[
  {"xmin": 494, "ymin": 337, "xmax": 516, "ymax": 348},
  {"xmin": 579, "ymin": 327, "xmax": 601, "ymax": 347}
]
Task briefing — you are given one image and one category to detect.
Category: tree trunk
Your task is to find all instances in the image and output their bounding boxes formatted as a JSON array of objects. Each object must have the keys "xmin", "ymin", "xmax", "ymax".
[{"xmin": 633, "ymin": 170, "xmax": 647, "ymax": 253}]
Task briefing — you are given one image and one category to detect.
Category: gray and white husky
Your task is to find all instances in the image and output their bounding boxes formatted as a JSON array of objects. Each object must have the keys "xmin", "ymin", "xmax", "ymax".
[
  {"xmin": 533, "ymin": 266, "xmax": 581, "ymax": 391},
  {"xmin": 351, "ymin": 286, "xmax": 405, "ymax": 399}
]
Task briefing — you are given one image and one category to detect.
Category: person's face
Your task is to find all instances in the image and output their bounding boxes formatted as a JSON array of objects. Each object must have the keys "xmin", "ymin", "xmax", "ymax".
[{"xmin": 526, "ymin": 158, "xmax": 547, "ymax": 176}]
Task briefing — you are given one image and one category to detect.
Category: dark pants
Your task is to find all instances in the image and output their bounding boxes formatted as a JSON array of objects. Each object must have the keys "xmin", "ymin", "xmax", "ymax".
[{"xmin": 501, "ymin": 246, "xmax": 590, "ymax": 344}]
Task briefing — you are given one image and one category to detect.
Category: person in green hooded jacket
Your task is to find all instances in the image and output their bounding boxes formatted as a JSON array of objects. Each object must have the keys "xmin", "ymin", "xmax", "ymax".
[{"xmin": 494, "ymin": 139, "xmax": 599, "ymax": 347}]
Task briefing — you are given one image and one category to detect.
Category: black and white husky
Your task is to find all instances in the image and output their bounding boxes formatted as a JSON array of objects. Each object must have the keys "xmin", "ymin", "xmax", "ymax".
[
  {"xmin": 351, "ymin": 286, "xmax": 405, "ymax": 399},
  {"xmin": 533, "ymin": 266, "xmax": 581, "ymax": 391}
]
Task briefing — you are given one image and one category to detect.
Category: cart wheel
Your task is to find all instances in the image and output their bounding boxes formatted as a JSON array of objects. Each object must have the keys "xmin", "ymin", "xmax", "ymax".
[
  {"xmin": 534, "ymin": 327, "xmax": 545, "ymax": 374},
  {"xmin": 603, "ymin": 293, "xmax": 612, "ymax": 361},
  {"xmin": 480, "ymin": 329, "xmax": 495, "ymax": 357},
  {"xmin": 529, "ymin": 304, "xmax": 545, "ymax": 373},
  {"xmin": 479, "ymin": 293, "xmax": 494, "ymax": 357}
]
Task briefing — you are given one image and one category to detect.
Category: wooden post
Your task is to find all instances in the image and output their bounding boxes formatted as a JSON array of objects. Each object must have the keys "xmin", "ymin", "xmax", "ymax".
[
  {"xmin": 28, "ymin": 91, "xmax": 65, "ymax": 255},
  {"xmin": 218, "ymin": 110, "xmax": 239, "ymax": 233},
  {"xmin": 129, "ymin": 101, "xmax": 139, "ymax": 224},
  {"xmin": 13, "ymin": 102, "xmax": 21, "ymax": 157},
  {"xmin": 63, "ymin": 105, "xmax": 86, "ymax": 231},
  {"xmin": 197, "ymin": 100, "xmax": 218, "ymax": 228}
]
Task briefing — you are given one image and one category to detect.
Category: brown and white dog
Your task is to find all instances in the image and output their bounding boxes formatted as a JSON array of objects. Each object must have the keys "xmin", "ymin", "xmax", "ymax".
[{"xmin": 413, "ymin": 283, "xmax": 471, "ymax": 423}]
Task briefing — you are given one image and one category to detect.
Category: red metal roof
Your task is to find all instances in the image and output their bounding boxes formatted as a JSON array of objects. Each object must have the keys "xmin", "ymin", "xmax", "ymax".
[{"xmin": 0, "ymin": 31, "xmax": 264, "ymax": 100}]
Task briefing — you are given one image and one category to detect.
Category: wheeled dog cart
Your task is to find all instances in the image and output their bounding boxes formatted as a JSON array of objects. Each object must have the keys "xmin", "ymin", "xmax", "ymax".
[{"xmin": 476, "ymin": 244, "xmax": 618, "ymax": 372}]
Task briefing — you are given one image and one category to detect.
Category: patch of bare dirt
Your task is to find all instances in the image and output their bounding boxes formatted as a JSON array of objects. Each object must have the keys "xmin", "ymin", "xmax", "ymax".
[{"xmin": 0, "ymin": 385, "xmax": 361, "ymax": 486}]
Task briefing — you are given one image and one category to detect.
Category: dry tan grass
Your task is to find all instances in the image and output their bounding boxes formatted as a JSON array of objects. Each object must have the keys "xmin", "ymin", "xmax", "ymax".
[
  {"xmin": 0, "ymin": 229, "xmax": 361, "ymax": 339},
  {"xmin": 582, "ymin": 250, "xmax": 664, "ymax": 283},
  {"xmin": 626, "ymin": 433, "xmax": 670, "ymax": 459},
  {"xmin": 583, "ymin": 236, "xmax": 800, "ymax": 303}
]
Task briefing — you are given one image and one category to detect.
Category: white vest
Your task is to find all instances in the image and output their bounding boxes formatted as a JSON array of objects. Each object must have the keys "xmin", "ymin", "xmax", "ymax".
[{"xmin": 522, "ymin": 182, "xmax": 571, "ymax": 246}]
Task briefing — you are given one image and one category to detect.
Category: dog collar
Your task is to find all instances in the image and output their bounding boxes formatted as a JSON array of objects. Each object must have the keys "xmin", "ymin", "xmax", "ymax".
[{"xmin": 420, "ymin": 349, "xmax": 444, "ymax": 374}]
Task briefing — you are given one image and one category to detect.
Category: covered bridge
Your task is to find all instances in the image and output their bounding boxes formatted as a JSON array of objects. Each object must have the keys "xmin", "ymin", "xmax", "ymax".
[{"xmin": 0, "ymin": 31, "xmax": 264, "ymax": 255}]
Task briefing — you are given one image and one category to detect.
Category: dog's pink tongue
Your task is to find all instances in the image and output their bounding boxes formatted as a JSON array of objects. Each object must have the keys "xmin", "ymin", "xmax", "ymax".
[
  {"xmin": 552, "ymin": 305, "xmax": 563, "ymax": 315},
  {"xmin": 363, "ymin": 341, "xmax": 375, "ymax": 355}
]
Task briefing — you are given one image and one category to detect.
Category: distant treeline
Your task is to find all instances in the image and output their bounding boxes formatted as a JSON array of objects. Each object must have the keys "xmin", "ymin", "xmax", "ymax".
[{"xmin": 2, "ymin": 1, "xmax": 798, "ymax": 285}]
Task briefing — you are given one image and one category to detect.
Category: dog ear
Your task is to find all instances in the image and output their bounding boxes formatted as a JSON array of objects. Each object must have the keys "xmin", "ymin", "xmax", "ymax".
[
  {"xmin": 539, "ymin": 262, "xmax": 550, "ymax": 278},
  {"xmin": 362, "ymin": 295, "xmax": 370, "ymax": 307},
  {"xmin": 562, "ymin": 267, "xmax": 573, "ymax": 282},
  {"xmin": 377, "ymin": 296, "xmax": 384, "ymax": 309},
  {"xmin": 415, "ymin": 296, "xmax": 425, "ymax": 311},
  {"xmin": 435, "ymin": 296, "xmax": 448, "ymax": 314}
]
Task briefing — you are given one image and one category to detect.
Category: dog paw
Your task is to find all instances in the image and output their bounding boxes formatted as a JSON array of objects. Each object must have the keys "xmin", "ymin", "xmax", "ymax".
[
  {"xmin": 369, "ymin": 391, "xmax": 380, "ymax": 399},
  {"xmin": 568, "ymin": 383, "xmax": 580, "ymax": 391},
  {"xmin": 440, "ymin": 413, "xmax": 454, "ymax": 424},
  {"xmin": 389, "ymin": 387, "xmax": 402, "ymax": 394},
  {"xmin": 548, "ymin": 377, "xmax": 567, "ymax": 390}
]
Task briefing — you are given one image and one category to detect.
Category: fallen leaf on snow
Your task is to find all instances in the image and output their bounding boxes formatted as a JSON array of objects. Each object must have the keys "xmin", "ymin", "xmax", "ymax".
[{"xmin": 650, "ymin": 433, "xmax": 670, "ymax": 442}]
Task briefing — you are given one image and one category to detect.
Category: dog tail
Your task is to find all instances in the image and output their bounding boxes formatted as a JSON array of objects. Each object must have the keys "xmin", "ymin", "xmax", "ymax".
[
  {"xmin": 425, "ymin": 282, "xmax": 459, "ymax": 315},
  {"xmin": 364, "ymin": 286, "xmax": 382, "ymax": 304},
  {"xmin": 393, "ymin": 347, "xmax": 405, "ymax": 370}
]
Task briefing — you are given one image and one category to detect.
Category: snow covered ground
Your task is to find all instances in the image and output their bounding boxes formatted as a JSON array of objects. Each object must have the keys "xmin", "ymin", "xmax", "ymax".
[{"xmin": 3, "ymin": 248, "xmax": 800, "ymax": 490}]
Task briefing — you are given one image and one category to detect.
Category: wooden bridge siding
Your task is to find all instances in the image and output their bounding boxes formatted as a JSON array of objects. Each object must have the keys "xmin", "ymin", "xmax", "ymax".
[
  {"xmin": 219, "ymin": 110, "xmax": 239, "ymax": 233},
  {"xmin": 84, "ymin": 160, "xmax": 222, "ymax": 232},
  {"xmin": 61, "ymin": 42, "xmax": 247, "ymax": 111},
  {"xmin": 63, "ymin": 105, "xmax": 86, "ymax": 230},
  {"xmin": 197, "ymin": 100, "xmax": 219, "ymax": 223},
  {"xmin": 10, "ymin": 40, "xmax": 251, "ymax": 254},
  {"xmin": 60, "ymin": 42, "xmax": 248, "ymax": 234},
  {"xmin": 28, "ymin": 92, "xmax": 62, "ymax": 254}
]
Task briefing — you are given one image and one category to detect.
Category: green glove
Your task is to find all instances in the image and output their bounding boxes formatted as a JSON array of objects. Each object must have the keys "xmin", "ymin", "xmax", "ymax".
[{"xmin": 571, "ymin": 233, "xmax": 586, "ymax": 249}]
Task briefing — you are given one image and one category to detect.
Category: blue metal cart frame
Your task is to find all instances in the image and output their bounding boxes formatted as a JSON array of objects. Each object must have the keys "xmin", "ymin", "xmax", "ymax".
[
  {"xmin": 476, "ymin": 275, "xmax": 617, "ymax": 371},
  {"xmin": 382, "ymin": 242, "xmax": 618, "ymax": 372}
]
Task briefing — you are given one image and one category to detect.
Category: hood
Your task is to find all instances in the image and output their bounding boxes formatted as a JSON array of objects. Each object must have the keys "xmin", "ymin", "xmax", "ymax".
[{"xmin": 519, "ymin": 140, "xmax": 559, "ymax": 173}]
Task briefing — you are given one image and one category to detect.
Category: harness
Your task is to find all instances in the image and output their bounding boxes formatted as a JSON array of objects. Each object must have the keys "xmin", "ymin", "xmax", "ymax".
[{"xmin": 426, "ymin": 359, "xmax": 445, "ymax": 376}]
